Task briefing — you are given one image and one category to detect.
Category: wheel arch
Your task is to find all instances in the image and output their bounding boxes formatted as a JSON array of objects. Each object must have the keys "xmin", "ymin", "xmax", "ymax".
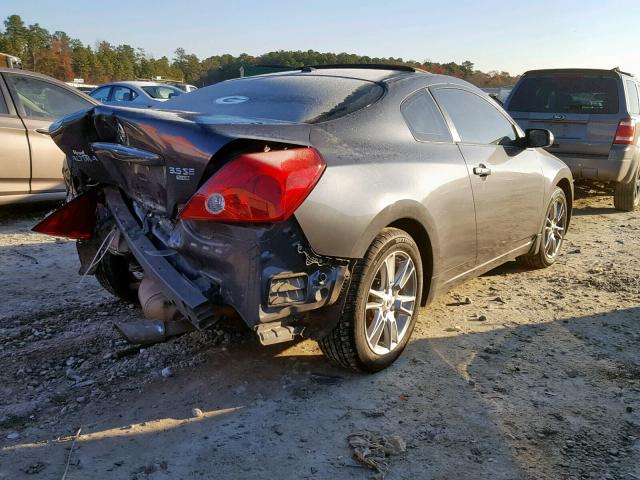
[
  {"xmin": 555, "ymin": 176, "xmax": 573, "ymax": 229},
  {"xmin": 386, "ymin": 218, "xmax": 434, "ymax": 307}
]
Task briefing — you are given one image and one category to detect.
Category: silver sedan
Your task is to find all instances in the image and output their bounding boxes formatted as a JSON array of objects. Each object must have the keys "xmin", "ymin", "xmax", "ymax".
[{"xmin": 89, "ymin": 81, "xmax": 184, "ymax": 108}]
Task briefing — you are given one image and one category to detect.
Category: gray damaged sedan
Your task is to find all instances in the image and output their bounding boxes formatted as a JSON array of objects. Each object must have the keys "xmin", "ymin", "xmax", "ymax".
[{"xmin": 34, "ymin": 65, "xmax": 573, "ymax": 371}]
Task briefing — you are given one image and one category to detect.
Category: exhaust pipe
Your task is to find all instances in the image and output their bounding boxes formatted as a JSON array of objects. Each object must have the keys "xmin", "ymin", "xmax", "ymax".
[
  {"xmin": 114, "ymin": 318, "xmax": 194, "ymax": 345},
  {"xmin": 115, "ymin": 275, "xmax": 195, "ymax": 345}
]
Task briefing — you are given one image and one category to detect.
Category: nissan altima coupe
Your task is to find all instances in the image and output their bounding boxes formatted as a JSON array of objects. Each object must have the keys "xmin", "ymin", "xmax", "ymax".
[{"xmin": 34, "ymin": 65, "xmax": 573, "ymax": 372}]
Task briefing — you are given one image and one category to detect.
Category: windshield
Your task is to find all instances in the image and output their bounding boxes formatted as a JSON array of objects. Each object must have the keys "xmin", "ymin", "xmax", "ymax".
[
  {"xmin": 164, "ymin": 74, "xmax": 384, "ymax": 123},
  {"xmin": 141, "ymin": 85, "xmax": 183, "ymax": 100},
  {"xmin": 508, "ymin": 74, "xmax": 619, "ymax": 114}
]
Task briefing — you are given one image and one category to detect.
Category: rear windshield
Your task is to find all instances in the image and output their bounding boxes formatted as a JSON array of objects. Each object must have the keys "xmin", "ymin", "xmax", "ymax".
[
  {"xmin": 164, "ymin": 75, "xmax": 384, "ymax": 123},
  {"xmin": 508, "ymin": 75, "xmax": 619, "ymax": 114}
]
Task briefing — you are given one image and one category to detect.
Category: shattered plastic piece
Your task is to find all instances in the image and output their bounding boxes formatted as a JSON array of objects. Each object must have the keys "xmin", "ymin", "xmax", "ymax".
[
  {"xmin": 191, "ymin": 408, "xmax": 204, "ymax": 418},
  {"xmin": 347, "ymin": 430, "xmax": 406, "ymax": 479}
]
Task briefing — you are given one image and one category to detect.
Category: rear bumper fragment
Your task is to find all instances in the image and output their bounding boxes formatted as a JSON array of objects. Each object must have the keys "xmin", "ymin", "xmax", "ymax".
[
  {"xmin": 104, "ymin": 187, "xmax": 216, "ymax": 328},
  {"xmin": 103, "ymin": 187, "xmax": 352, "ymax": 338}
]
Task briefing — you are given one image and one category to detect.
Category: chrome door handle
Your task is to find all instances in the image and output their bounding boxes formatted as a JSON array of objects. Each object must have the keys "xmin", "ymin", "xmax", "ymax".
[{"xmin": 473, "ymin": 165, "xmax": 492, "ymax": 177}]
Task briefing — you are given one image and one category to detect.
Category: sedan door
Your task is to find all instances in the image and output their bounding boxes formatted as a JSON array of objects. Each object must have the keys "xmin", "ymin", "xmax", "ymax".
[
  {"xmin": 431, "ymin": 86, "xmax": 545, "ymax": 264},
  {"xmin": 0, "ymin": 75, "xmax": 30, "ymax": 198},
  {"xmin": 4, "ymin": 72, "xmax": 94, "ymax": 193},
  {"xmin": 400, "ymin": 88, "xmax": 477, "ymax": 277}
]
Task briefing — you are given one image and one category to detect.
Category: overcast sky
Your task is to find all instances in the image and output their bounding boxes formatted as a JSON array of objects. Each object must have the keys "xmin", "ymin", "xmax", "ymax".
[{"xmin": 3, "ymin": 0, "xmax": 639, "ymax": 75}]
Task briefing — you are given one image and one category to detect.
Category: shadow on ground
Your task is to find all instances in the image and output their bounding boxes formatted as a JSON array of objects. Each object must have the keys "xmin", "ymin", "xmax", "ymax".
[{"xmin": 2, "ymin": 306, "xmax": 638, "ymax": 480}]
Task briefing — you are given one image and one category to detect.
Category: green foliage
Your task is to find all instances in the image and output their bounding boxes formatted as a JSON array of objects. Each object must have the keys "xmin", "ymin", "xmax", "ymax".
[{"xmin": 0, "ymin": 14, "xmax": 518, "ymax": 87}]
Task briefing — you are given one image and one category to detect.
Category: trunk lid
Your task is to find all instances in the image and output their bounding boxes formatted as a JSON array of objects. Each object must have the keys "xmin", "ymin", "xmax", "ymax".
[{"xmin": 49, "ymin": 105, "xmax": 311, "ymax": 216}]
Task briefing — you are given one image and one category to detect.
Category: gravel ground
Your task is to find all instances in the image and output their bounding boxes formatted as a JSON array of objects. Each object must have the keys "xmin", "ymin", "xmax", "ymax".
[{"xmin": 0, "ymin": 186, "xmax": 639, "ymax": 480}]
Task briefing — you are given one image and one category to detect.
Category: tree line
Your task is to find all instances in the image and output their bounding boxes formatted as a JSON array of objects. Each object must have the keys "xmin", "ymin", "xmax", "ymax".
[{"xmin": 0, "ymin": 14, "xmax": 518, "ymax": 87}]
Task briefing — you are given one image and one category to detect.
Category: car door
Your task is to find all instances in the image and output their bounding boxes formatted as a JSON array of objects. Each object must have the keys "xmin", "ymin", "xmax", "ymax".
[
  {"xmin": 431, "ymin": 86, "xmax": 545, "ymax": 264},
  {"xmin": 4, "ymin": 72, "xmax": 94, "ymax": 193},
  {"xmin": 0, "ymin": 75, "xmax": 30, "ymax": 197},
  {"xmin": 400, "ymin": 88, "xmax": 477, "ymax": 277}
]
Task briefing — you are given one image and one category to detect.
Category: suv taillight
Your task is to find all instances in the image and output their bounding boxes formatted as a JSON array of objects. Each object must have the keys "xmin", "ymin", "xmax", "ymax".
[
  {"xmin": 614, "ymin": 118, "xmax": 636, "ymax": 145},
  {"xmin": 178, "ymin": 147, "xmax": 325, "ymax": 223}
]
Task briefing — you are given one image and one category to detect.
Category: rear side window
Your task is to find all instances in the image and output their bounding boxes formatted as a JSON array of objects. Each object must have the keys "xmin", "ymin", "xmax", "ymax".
[
  {"xmin": 508, "ymin": 75, "xmax": 619, "ymax": 114},
  {"xmin": 432, "ymin": 88, "xmax": 517, "ymax": 146},
  {"xmin": 626, "ymin": 80, "xmax": 640, "ymax": 115},
  {"xmin": 6, "ymin": 74, "xmax": 92, "ymax": 120},
  {"xmin": 401, "ymin": 90, "xmax": 452, "ymax": 142},
  {"xmin": 165, "ymin": 75, "xmax": 385, "ymax": 123},
  {"xmin": 111, "ymin": 86, "xmax": 138, "ymax": 102},
  {"xmin": 90, "ymin": 86, "xmax": 111, "ymax": 102},
  {"xmin": 141, "ymin": 85, "xmax": 182, "ymax": 99}
]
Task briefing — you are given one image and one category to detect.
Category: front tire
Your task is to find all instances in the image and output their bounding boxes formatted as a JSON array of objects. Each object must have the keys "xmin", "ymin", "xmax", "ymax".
[
  {"xmin": 517, "ymin": 186, "xmax": 568, "ymax": 269},
  {"xmin": 613, "ymin": 165, "xmax": 640, "ymax": 212},
  {"xmin": 319, "ymin": 228, "xmax": 423, "ymax": 372}
]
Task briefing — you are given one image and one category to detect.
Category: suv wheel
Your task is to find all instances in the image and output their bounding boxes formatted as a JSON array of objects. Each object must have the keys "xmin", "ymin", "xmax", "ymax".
[
  {"xmin": 518, "ymin": 187, "xmax": 568, "ymax": 269},
  {"xmin": 95, "ymin": 252, "xmax": 142, "ymax": 303},
  {"xmin": 318, "ymin": 228, "xmax": 423, "ymax": 372},
  {"xmin": 613, "ymin": 165, "xmax": 640, "ymax": 212}
]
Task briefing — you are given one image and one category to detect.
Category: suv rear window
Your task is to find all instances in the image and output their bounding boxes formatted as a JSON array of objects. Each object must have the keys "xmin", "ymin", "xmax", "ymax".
[
  {"xmin": 508, "ymin": 75, "xmax": 619, "ymax": 114},
  {"xmin": 165, "ymin": 75, "xmax": 384, "ymax": 123}
]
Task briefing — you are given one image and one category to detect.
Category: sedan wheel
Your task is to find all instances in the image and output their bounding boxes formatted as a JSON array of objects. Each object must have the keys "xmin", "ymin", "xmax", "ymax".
[
  {"xmin": 517, "ymin": 186, "xmax": 569, "ymax": 269},
  {"xmin": 365, "ymin": 251, "xmax": 417, "ymax": 355},
  {"xmin": 318, "ymin": 228, "xmax": 423, "ymax": 372},
  {"xmin": 543, "ymin": 195, "xmax": 567, "ymax": 261}
]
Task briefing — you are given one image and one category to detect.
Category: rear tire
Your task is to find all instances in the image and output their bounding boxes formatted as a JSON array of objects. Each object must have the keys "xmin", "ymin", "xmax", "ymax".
[
  {"xmin": 95, "ymin": 253, "xmax": 141, "ymax": 303},
  {"xmin": 613, "ymin": 165, "xmax": 640, "ymax": 212},
  {"xmin": 517, "ymin": 187, "xmax": 568, "ymax": 269},
  {"xmin": 318, "ymin": 228, "xmax": 423, "ymax": 372}
]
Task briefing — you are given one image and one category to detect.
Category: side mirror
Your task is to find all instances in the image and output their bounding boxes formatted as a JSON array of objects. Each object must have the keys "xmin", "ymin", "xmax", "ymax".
[
  {"xmin": 525, "ymin": 128, "xmax": 554, "ymax": 148},
  {"xmin": 488, "ymin": 93, "xmax": 503, "ymax": 106}
]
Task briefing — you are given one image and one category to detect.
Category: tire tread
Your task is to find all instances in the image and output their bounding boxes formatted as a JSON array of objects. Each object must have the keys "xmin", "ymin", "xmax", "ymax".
[
  {"xmin": 613, "ymin": 177, "xmax": 638, "ymax": 212},
  {"xmin": 318, "ymin": 228, "xmax": 410, "ymax": 371}
]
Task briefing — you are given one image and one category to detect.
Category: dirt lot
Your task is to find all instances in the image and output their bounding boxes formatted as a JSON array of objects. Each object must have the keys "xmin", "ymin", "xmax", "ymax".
[{"xmin": 0, "ymin": 186, "xmax": 639, "ymax": 480}]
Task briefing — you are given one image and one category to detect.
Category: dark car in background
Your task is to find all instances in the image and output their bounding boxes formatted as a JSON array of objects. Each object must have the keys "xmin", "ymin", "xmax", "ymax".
[
  {"xmin": 35, "ymin": 66, "xmax": 573, "ymax": 371},
  {"xmin": 505, "ymin": 68, "xmax": 640, "ymax": 211}
]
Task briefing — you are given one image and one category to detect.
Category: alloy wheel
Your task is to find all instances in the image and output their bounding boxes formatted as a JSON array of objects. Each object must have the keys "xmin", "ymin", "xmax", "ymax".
[
  {"xmin": 365, "ymin": 251, "xmax": 417, "ymax": 355},
  {"xmin": 543, "ymin": 196, "xmax": 567, "ymax": 260}
]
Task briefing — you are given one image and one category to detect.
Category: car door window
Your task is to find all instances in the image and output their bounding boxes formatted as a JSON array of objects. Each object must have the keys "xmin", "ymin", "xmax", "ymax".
[
  {"xmin": 432, "ymin": 87, "xmax": 517, "ymax": 146},
  {"xmin": 111, "ymin": 86, "xmax": 138, "ymax": 102},
  {"xmin": 0, "ymin": 87, "xmax": 8, "ymax": 114},
  {"xmin": 401, "ymin": 90, "xmax": 452, "ymax": 142},
  {"xmin": 6, "ymin": 74, "xmax": 91, "ymax": 120},
  {"xmin": 90, "ymin": 86, "xmax": 112, "ymax": 103},
  {"xmin": 625, "ymin": 80, "xmax": 640, "ymax": 115}
]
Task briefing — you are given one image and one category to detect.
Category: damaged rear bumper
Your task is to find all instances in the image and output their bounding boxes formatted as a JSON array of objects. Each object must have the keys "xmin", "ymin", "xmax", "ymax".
[{"xmin": 103, "ymin": 187, "xmax": 352, "ymax": 341}]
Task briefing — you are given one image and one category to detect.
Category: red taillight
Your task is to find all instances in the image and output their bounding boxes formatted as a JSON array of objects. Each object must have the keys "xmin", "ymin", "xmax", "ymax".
[
  {"xmin": 178, "ymin": 148, "xmax": 325, "ymax": 223},
  {"xmin": 32, "ymin": 191, "xmax": 97, "ymax": 240},
  {"xmin": 614, "ymin": 118, "xmax": 636, "ymax": 145}
]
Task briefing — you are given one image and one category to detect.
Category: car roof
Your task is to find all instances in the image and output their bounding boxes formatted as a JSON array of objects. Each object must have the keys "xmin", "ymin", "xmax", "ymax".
[
  {"xmin": 241, "ymin": 65, "xmax": 428, "ymax": 83},
  {"xmin": 234, "ymin": 66, "xmax": 486, "ymax": 93},
  {"xmin": 99, "ymin": 81, "xmax": 181, "ymax": 88},
  {"xmin": 0, "ymin": 68, "xmax": 98, "ymax": 103},
  {"xmin": 521, "ymin": 67, "xmax": 634, "ymax": 79}
]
